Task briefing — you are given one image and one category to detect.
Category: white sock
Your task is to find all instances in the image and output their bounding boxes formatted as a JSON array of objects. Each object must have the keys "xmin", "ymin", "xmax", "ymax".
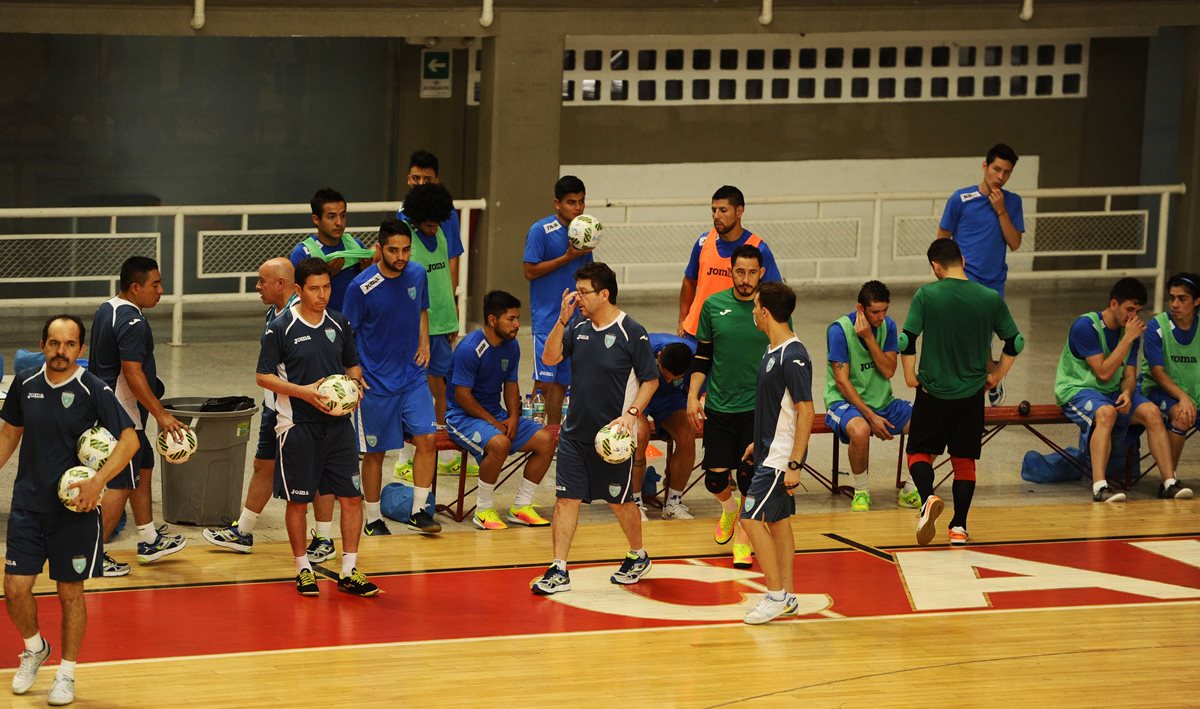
[
  {"xmin": 364, "ymin": 500, "xmax": 382, "ymax": 524},
  {"xmin": 552, "ymin": 559, "xmax": 566, "ymax": 571},
  {"xmin": 137, "ymin": 522, "xmax": 158, "ymax": 544},
  {"xmin": 901, "ymin": 479, "xmax": 917, "ymax": 493},
  {"xmin": 667, "ymin": 488, "xmax": 684, "ymax": 505},
  {"xmin": 315, "ymin": 520, "xmax": 333, "ymax": 539},
  {"xmin": 56, "ymin": 659, "xmax": 76, "ymax": 680},
  {"xmin": 631, "ymin": 548, "xmax": 646, "ymax": 558},
  {"xmin": 1163, "ymin": 477, "xmax": 1177, "ymax": 489},
  {"xmin": 1093, "ymin": 479, "xmax": 1108, "ymax": 494},
  {"xmin": 633, "ymin": 492, "xmax": 643, "ymax": 505},
  {"xmin": 476, "ymin": 481, "xmax": 496, "ymax": 511},
  {"xmin": 24, "ymin": 634, "xmax": 43, "ymax": 653},
  {"xmin": 412, "ymin": 486, "xmax": 431, "ymax": 516},
  {"xmin": 767, "ymin": 589, "xmax": 786, "ymax": 601},
  {"xmin": 513, "ymin": 478, "xmax": 539, "ymax": 507},
  {"xmin": 236, "ymin": 507, "xmax": 260, "ymax": 534},
  {"xmin": 396, "ymin": 446, "xmax": 413, "ymax": 464},
  {"xmin": 852, "ymin": 472, "xmax": 869, "ymax": 491},
  {"xmin": 719, "ymin": 495, "xmax": 738, "ymax": 514},
  {"xmin": 295, "ymin": 555, "xmax": 312, "ymax": 573},
  {"xmin": 341, "ymin": 552, "xmax": 357, "ymax": 576},
  {"xmin": 438, "ymin": 450, "xmax": 456, "ymax": 465}
]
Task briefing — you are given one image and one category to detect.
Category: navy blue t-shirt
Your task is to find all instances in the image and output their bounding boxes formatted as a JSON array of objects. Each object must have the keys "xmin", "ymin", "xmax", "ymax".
[
  {"xmin": 1, "ymin": 367, "xmax": 135, "ymax": 512},
  {"xmin": 754, "ymin": 337, "xmax": 814, "ymax": 471},
  {"xmin": 448, "ymin": 329, "xmax": 520, "ymax": 419},
  {"xmin": 561, "ymin": 312, "xmax": 658, "ymax": 442},
  {"xmin": 257, "ymin": 306, "xmax": 360, "ymax": 432},
  {"xmin": 88, "ymin": 296, "xmax": 159, "ymax": 429}
]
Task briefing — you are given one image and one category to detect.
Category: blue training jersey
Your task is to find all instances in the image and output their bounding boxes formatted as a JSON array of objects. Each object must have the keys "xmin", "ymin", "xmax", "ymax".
[
  {"xmin": 288, "ymin": 236, "xmax": 367, "ymax": 313},
  {"xmin": 342, "ymin": 263, "xmax": 430, "ymax": 396},
  {"xmin": 257, "ymin": 306, "xmax": 360, "ymax": 432},
  {"xmin": 939, "ymin": 186, "xmax": 1025, "ymax": 294},
  {"xmin": 1, "ymin": 366, "xmax": 135, "ymax": 512},
  {"xmin": 448, "ymin": 329, "xmax": 520, "ymax": 419},
  {"xmin": 523, "ymin": 214, "xmax": 594, "ymax": 336},
  {"xmin": 648, "ymin": 333, "xmax": 697, "ymax": 399},
  {"xmin": 561, "ymin": 312, "xmax": 658, "ymax": 442},
  {"xmin": 88, "ymin": 296, "xmax": 160, "ymax": 429},
  {"xmin": 754, "ymin": 337, "xmax": 814, "ymax": 471}
]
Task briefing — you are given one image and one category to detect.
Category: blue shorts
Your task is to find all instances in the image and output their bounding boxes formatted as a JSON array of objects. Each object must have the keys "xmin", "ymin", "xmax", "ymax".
[
  {"xmin": 825, "ymin": 399, "xmax": 913, "ymax": 444},
  {"xmin": 740, "ymin": 465, "xmax": 795, "ymax": 523},
  {"xmin": 645, "ymin": 388, "xmax": 687, "ymax": 429},
  {"xmin": 533, "ymin": 330, "xmax": 572, "ymax": 386},
  {"xmin": 354, "ymin": 384, "xmax": 437, "ymax": 453},
  {"xmin": 1146, "ymin": 389, "xmax": 1200, "ymax": 435},
  {"xmin": 6, "ymin": 505, "xmax": 103, "ymax": 582},
  {"xmin": 107, "ymin": 429, "xmax": 146, "ymax": 490},
  {"xmin": 1062, "ymin": 389, "xmax": 1151, "ymax": 442},
  {"xmin": 255, "ymin": 407, "xmax": 278, "ymax": 461},
  {"xmin": 446, "ymin": 412, "xmax": 542, "ymax": 463},
  {"xmin": 275, "ymin": 420, "xmax": 361, "ymax": 503},
  {"xmin": 428, "ymin": 333, "xmax": 455, "ymax": 378},
  {"xmin": 554, "ymin": 435, "xmax": 633, "ymax": 504}
]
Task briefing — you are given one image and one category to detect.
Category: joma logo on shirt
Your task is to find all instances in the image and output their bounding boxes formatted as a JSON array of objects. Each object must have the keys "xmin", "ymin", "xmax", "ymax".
[
  {"xmin": 427, "ymin": 262, "xmax": 447, "ymax": 272},
  {"xmin": 859, "ymin": 361, "xmax": 877, "ymax": 372},
  {"xmin": 1170, "ymin": 355, "xmax": 1198, "ymax": 364},
  {"xmin": 705, "ymin": 267, "xmax": 731, "ymax": 277},
  {"xmin": 293, "ymin": 335, "xmax": 312, "ymax": 344},
  {"xmin": 26, "ymin": 393, "xmax": 44, "ymax": 399}
]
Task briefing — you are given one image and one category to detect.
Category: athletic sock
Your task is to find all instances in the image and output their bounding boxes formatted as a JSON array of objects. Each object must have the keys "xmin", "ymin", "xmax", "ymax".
[
  {"xmin": 341, "ymin": 552, "xmax": 357, "ymax": 577},
  {"xmin": 719, "ymin": 495, "xmax": 738, "ymax": 514},
  {"xmin": 632, "ymin": 492, "xmax": 644, "ymax": 505},
  {"xmin": 909, "ymin": 461, "xmax": 935, "ymax": 502},
  {"xmin": 1163, "ymin": 477, "xmax": 1178, "ymax": 490},
  {"xmin": 24, "ymin": 635, "xmax": 44, "ymax": 653},
  {"xmin": 396, "ymin": 445, "xmax": 412, "ymax": 464},
  {"xmin": 513, "ymin": 477, "xmax": 539, "ymax": 507},
  {"xmin": 552, "ymin": 559, "xmax": 566, "ymax": 572},
  {"xmin": 766, "ymin": 589, "xmax": 786, "ymax": 602},
  {"xmin": 851, "ymin": 472, "xmax": 869, "ymax": 491},
  {"xmin": 56, "ymin": 659, "xmax": 76, "ymax": 680},
  {"xmin": 236, "ymin": 507, "xmax": 260, "ymax": 534},
  {"xmin": 315, "ymin": 520, "xmax": 333, "ymax": 539},
  {"xmin": 950, "ymin": 480, "xmax": 976, "ymax": 529},
  {"xmin": 296, "ymin": 555, "xmax": 312, "ymax": 573},
  {"xmin": 1093, "ymin": 479, "xmax": 1108, "ymax": 495},
  {"xmin": 476, "ymin": 481, "xmax": 496, "ymax": 511},
  {"xmin": 667, "ymin": 488, "xmax": 684, "ymax": 505},
  {"xmin": 437, "ymin": 450, "xmax": 456, "ymax": 466},
  {"xmin": 137, "ymin": 523, "xmax": 158, "ymax": 545},
  {"xmin": 364, "ymin": 500, "xmax": 382, "ymax": 524},
  {"xmin": 631, "ymin": 548, "xmax": 646, "ymax": 559},
  {"xmin": 412, "ymin": 486, "xmax": 431, "ymax": 516},
  {"xmin": 901, "ymin": 479, "xmax": 917, "ymax": 493}
]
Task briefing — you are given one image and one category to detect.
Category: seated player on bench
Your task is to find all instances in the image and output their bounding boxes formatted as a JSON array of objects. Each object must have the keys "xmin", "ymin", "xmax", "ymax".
[{"xmin": 632, "ymin": 334, "xmax": 697, "ymax": 521}]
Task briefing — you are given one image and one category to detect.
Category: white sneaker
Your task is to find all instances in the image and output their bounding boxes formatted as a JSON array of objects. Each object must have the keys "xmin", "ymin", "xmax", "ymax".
[
  {"xmin": 661, "ymin": 501, "xmax": 694, "ymax": 520},
  {"xmin": 636, "ymin": 501, "xmax": 648, "ymax": 522},
  {"xmin": 744, "ymin": 595, "xmax": 789, "ymax": 625},
  {"xmin": 48, "ymin": 675, "xmax": 74, "ymax": 705},
  {"xmin": 11, "ymin": 639, "xmax": 50, "ymax": 694}
]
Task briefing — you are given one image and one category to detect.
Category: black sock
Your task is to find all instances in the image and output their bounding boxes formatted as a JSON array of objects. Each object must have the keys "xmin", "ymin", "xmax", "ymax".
[
  {"xmin": 950, "ymin": 479, "xmax": 976, "ymax": 528},
  {"xmin": 909, "ymin": 461, "xmax": 935, "ymax": 503}
]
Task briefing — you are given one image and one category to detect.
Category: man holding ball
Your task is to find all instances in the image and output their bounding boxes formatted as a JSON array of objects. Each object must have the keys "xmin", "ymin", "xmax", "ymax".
[{"xmin": 0, "ymin": 315, "xmax": 140, "ymax": 705}]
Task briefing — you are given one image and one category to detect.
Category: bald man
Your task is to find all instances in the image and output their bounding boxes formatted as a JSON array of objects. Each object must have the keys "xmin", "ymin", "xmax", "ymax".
[{"xmin": 203, "ymin": 258, "xmax": 337, "ymax": 557}]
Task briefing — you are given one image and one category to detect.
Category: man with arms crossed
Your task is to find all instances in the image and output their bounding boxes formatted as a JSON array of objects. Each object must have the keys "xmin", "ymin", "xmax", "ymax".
[
  {"xmin": 3, "ymin": 314, "xmax": 140, "ymax": 705},
  {"xmin": 531, "ymin": 263, "xmax": 659, "ymax": 595}
]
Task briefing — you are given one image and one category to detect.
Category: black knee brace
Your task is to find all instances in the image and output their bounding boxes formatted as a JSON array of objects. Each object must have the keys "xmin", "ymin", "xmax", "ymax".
[
  {"xmin": 735, "ymin": 459, "xmax": 755, "ymax": 497},
  {"xmin": 704, "ymin": 469, "xmax": 731, "ymax": 495}
]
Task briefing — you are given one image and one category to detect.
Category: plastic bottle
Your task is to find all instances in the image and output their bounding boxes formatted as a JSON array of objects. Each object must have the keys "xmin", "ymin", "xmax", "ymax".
[
  {"xmin": 561, "ymin": 394, "xmax": 570, "ymax": 422},
  {"xmin": 532, "ymin": 391, "xmax": 546, "ymax": 424},
  {"xmin": 521, "ymin": 393, "xmax": 533, "ymax": 419}
]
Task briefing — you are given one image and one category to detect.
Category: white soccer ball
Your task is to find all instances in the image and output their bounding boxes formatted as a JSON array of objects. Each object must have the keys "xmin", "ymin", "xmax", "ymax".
[
  {"xmin": 76, "ymin": 426, "xmax": 117, "ymax": 469},
  {"xmin": 317, "ymin": 375, "xmax": 360, "ymax": 416},
  {"xmin": 568, "ymin": 214, "xmax": 603, "ymax": 250},
  {"xmin": 59, "ymin": 465, "xmax": 104, "ymax": 512},
  {"xmin": 156, "ymin": 428, "xmax": 199, "ymax": 464},
  {"xmin": 594, "ymin": 424, "xmax": 634, "ymax": 464}
]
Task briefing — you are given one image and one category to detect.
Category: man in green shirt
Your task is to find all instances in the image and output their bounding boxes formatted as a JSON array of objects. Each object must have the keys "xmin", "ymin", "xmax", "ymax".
[
  {"xmin": 687, "ymin": 244, "xmax": 771, "ymax": 568},
  {"xmin": 901, "ymin": 239, "xmax": 1022, "ymax": 546},
  {"xmin": 1143, "ymin": 272, "xmax": 1200, "ymax": 473}
]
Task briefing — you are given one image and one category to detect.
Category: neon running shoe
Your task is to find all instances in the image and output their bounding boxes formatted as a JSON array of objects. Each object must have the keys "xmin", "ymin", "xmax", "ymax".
[
  {"xmin": 473, "ymin": 507, "xmax": 508, "ymax": 530},
  {"xmin": 393, "ymin": 459, "xmax": 414, "ymax": 483},
  {"xmin": 897, "ymin": 486, "xmax": 921, "ymax": 509},
  {"xmin": 439, "ymin": 457, "xmax": 480, "ymax": 477},
  {"xmin": 850, "ymin": 490, "xmax": 871, "ymax": 512},
  {"xmin": 948, "ymin": 526, "xmax": 969, "ymax": 545},
  {"xmin": 296, "ymin": 569, "xmax": 319, "ymax": 596},
  {"xmin": 916, "ymin": 495, "xmax": 944, "ymax": 546},
  {"xmin": 714, "ymin": 510, "xmax": 737, "ymax": 545},
  {"xmin": 508, "ymin": 504, "xmax": 550, "ymax": 527},
  {"xmin": 732, "ymin": 543, "xmax": 754, "ymax": 569}
]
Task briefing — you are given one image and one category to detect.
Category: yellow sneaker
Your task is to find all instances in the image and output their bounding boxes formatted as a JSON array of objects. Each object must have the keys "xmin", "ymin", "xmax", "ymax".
[
  {"xmin": 439, "ymin": 457, "xmax": 480, "ymax": 477},
  {"xmin": 472, "ymin": 508, "xmax": 508, "ymax": 530},
  {"xmin": 508, "ymin": 504, "xmax": 550, "ymax": 527},
  {"xmin": 714, "ymin": 510, "xmax": 737, "ymax": 545},
  {"xmin": 732, "ymin": 543, "xmax": 754, "ymax": 569},
  {"xmin": 393, "ymin": 459, "xmax": 413, "ymax": 483}
]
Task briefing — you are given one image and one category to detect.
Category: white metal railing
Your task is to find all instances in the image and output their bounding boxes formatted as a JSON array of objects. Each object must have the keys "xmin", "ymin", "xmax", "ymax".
[
  {"xmin": 588, "ymin": 184, "xmax": 1185, "ymax": 304},
  {"xmin": 0, "ymin": 199, "xmax": 486, "ymax": 346}
]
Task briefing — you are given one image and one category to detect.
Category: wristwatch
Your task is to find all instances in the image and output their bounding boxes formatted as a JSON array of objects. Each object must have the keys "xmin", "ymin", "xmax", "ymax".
[
  {"xmin": 787, "ymin": 460, "xmax": 802, "ymax": 471},
  {"xmin": 627, "ymin": 406, "xmax": 641, "ymax": 416}
]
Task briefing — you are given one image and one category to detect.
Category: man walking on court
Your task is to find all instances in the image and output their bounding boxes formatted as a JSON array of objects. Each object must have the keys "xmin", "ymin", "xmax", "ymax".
[
  {"xmin": 2, "ymin": 314, "xmax": 141, "ymax": 705},
  {"xmin": 256, "ymin": 258, "xmax": 380, "ymax": 597},
  {"xmin": 88, "ymin": 256, "xmax": 188, "ymax": 576},
  {"xmin": 741, "ymin": 282, "xmax": 814, "ymax": 625},
  {"xmin": 677, "ymin": 185, "xmax": 783, "ymax": 338},
  {"xmin": 531, "ymin": 262, "xmax": 659, "ymax": 595},
  {"xmin": 901, "ymin": 239, "xmax": 1024, "ymax": 546}
]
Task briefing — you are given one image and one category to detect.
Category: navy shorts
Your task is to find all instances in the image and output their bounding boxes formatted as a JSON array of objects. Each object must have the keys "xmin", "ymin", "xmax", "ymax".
[
  {"xmin": 5, "ymin": 506, "xmax": 103, "ymax": 582},
  {"xmin": 825, "ymin": 399, "xmax": 913, "ymax": 444},
  {"xmin": 447, "ymin": 412, "xmax": 543, "ymax": 463},
  {"xmin": 275, "ymin": 420, "xmax": 362, "ymax": 503},
  {"xmin": 428, "ymin": 333, "xmax": 456, "ymax": 378},
  {"xmin": 554, "ymin": 435, "xmax": 633, "ymax": 504},
  {"xmin": 740, "ymin": 465, "xmax": 795, "ymax": 523},
  {"xmin": 255, "ymin": 407, "xmax": 278, "ymax": 461},
  {"xmin": 106, "ymin": 429, "xmax": 146, "ymax": 490}
]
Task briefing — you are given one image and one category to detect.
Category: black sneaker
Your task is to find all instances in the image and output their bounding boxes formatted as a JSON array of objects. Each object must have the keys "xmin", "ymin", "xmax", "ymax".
[
  {"xmin": 1093, "ymin": 485, "xmax": 1126, "ymax": 503},
  {"xmin": 338, "ymin": 568, "xmax": 381, "ymax": 597},
  {"xmin": 403, "ymin": 510, "xmax": 442, "ymax": 535},
  {"xmin": 296, "ymin": 568, "xmax": 319, "ymax": 596},
  {"xmin": 610, "ymin": 552, "xmax": 652, "ymax": 585},
  {"xmin": 306, "ymin": 531, "xmax": 336, "ymax": 562},
  {"xmin": 364, "ymin": 519, "xmax": 392, "ymax": 536},
  {"xmin": 531, "ymin": 565, "xmax": 571, "ymax": 595},
  {"xmin": 102, "ymin": 553, "xmax": 130, "ymax": 577},
  {"xmin": 1159, "ymin": 481, "xmax": 1194, "ymax": 499}
]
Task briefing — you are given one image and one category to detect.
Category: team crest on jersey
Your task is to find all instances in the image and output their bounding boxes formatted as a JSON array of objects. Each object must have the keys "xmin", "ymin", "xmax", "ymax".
[
  {"xmin": 608, "ymin": 484, "xmax": 622, "ymax": 497},
  {"xmin": 324, "ymin": 327, "xmax": 336, "ymax": 342},
  {"xmin": 72, "ymin": 556, "xmax": 86, "ymax": 574},
  {"xmin": 408, "ymin": 286, "xmax": 417, "ymax": 300},
  {"xmin": 472, "ymin": 431, "xmax": 482, "ymax": 443},
  {"xmin": 366, "ymin": 435, "xmax": 377, "ymax": 447},
  {"xmin": 352, "ymin": 474, "xmax": 362, "ymax": 492},
  {"xmin": 744, "ymin": 496, "xmax": 755, "ymax": 512},
  {"xmin": 766, "ymin": 357, "xmax": 776, "ymax": 372},
  {"xmin": 500, "ymin": 358, "xmax": 510, "ymax": 371},
  {"xmin": 61, "ymin": 391, "xmax": 75, "ymax": 408},
  {"xmin": 604, "ymin": 334, "xmax": 616, "ymax": 348}
]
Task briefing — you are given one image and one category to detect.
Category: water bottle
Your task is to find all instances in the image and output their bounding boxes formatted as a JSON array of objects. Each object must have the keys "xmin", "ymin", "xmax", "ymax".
[
  {"xmin": 561, "ymin": 394, "xmax": 570, "ymax": 422},
  {"xmin": 521, "ymin": 394, "xmax": 533, "ymax": 419},
  {"xmin": 532, "ymin": 391, "xmax": 546, "ymax": 424}
]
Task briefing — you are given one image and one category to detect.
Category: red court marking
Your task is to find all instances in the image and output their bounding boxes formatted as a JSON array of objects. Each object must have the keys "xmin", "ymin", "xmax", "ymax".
[{"xmin": 10, "ymin": 536, "xmax": 1200, "ymax": 666}]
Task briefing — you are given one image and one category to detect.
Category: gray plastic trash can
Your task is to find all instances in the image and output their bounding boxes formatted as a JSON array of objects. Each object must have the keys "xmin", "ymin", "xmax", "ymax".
[{"xmin": 160, "ymin": 397, "xmax": 259, "ymax": 526}]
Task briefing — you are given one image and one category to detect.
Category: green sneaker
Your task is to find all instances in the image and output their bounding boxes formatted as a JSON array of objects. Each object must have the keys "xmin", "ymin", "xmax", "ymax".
[
  {"xmin": 850, "ymin": 490, "xmax": 871, "ymax": 512},
  {"xmin": 897, "ymin": 486, "xmax": 921, "ymax": 509},
  {"xmin": 393, "ymin": 459, "xmax": 413, "ymax": 483},
  {"xmin": 438, "ymin": 456, "xmax": 480, "ymax": 477}
]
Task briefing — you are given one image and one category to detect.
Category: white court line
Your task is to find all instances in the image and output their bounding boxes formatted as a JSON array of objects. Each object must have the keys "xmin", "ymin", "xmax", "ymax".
[{"xmin": 14, "ymin": 598, "xmax": 1196, "ymax": 673}]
